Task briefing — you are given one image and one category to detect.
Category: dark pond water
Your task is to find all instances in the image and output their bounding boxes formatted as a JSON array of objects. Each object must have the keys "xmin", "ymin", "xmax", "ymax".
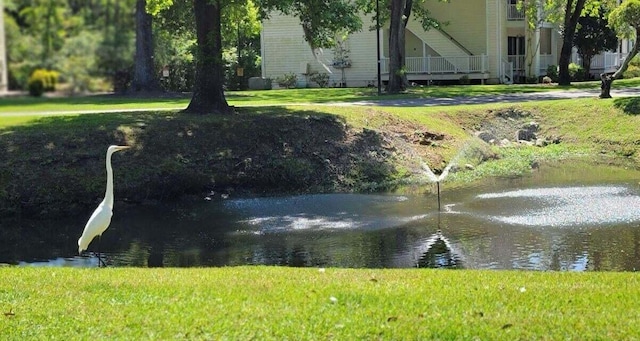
[{"xmin": 2, "ymin": 162, "xmax": 640, "ymax": 271}]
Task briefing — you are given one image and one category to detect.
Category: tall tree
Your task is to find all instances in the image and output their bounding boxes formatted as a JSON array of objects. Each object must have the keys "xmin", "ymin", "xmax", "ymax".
[
  {"xmin": 184, "ymin": 0, "xmax": 230, "ymax": 114},
  {"xmin": 131, "ymin": 0, "xmax": 160, "ymax": 92},
  {"xmin": 599, "ymin": 0, "xmax": 640, "ymax": 98},
  {"xmin": 557, "ymin": 0, "xmax": 586, "ymax": 85},
  {"xmin": 222, "ymin": 2, "xmax": 262, "ymax": 90},
  {"xmin": 518, "ymin": 0, "xmax": 564, "ymax": 80},
  {"xmin": 1, "ymin": 0, "xmax": 8, "ymax": 92},
  {"xmin": 96, "ymin": 0, "xmax": 136, "ymax": 93},
  {"xmin": 358, "ymin": 0, "xmax": 445, "ymax": 94},
  {"xmin": 387, "ymin": 0, "xmax": 410, "ymax": 93},
  {"xmin": 18, "ymin": 0, "xmax": 70, "ymax": 66},
  {"xmin": 518, "ymin": 0, "xmax": 606, "ymax": 84},
  {"xmin": 146, "ymin": 0, "xmax": 361, "ymax": 114},
  {"xmin": 573, "ymin": 7, "xmax": 617, "ymax": 78}
]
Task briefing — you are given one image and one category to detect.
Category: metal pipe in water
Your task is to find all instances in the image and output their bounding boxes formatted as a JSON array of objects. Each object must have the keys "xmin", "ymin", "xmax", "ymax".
[{"xmin": 437, "ymin": 181, "xmax": 441, "ymax": 211}]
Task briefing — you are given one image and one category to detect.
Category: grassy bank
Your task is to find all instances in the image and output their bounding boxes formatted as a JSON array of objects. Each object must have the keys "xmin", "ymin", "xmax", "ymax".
[
  {"xmin": 1, "ymin": 91, "xmax": 640, "ymax": 218},
  {"xmin": 2, "ymin": 267, "xmax": 639, "ymax": 339}
]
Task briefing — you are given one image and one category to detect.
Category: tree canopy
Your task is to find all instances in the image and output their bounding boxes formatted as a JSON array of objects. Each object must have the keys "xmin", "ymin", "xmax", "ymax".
[{"xmin": 573, "ymin": 6, "xmax": 618, "ymax": 77}]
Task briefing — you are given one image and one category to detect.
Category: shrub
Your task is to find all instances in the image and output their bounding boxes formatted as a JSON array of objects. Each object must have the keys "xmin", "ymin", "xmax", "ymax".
[
  {"xmin": 568, "ymin": 63, "xmax": 586, "ymax": 82},
  {"xmin": 28, "ymin": 69, "xmax": 59, "ymax": 94},
  {"xmin": 27, "ymin": 69, "xmax": 59, "ymax": 96},
  {"xmin": 622, "ymin": 58, "xmax": 640, "ymax": 79},
  {"xmin": 546, "ymin": 65, "xmax": 559, "ymax": 82},
  {"xmin": 45, "ymin": 70, "xmax": 60, "ymax": 91},
  {"xmin": 276, "ymin": 73, "xmax": 297, "ymax": 89},
  {"xmin": 27, "ymin": 76, "xmax": 44, "ymax": 97},
  {"xmin": 629, "ymin": 55, "xmax": 640, "ymax": 68},
  {"xmin": 459, "ymin": 75, "xmax": 470, "ymax": 85},
  {"xmin": 622, "ymin": 64, "xmax": 640, "ymax": 79},
  {"xmin": 309, "ymin": 72, "xmax": 330, "ymax": 88}
]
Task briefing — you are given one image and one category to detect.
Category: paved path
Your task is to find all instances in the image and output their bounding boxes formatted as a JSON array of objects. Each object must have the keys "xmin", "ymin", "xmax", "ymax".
[
  {"xmin": 2, "ymin": 87, "xmax": 639, "ymax": 116},
  {"xmin": 334, "ymin": 87, "xmax": 640, "ymax": 107}
]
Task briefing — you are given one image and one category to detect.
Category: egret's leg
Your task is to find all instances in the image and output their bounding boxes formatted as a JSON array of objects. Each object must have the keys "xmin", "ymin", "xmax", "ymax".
[
  {"xmin": 96, "ymin": 236, "xmax": 101, "ymax": 267},
  {"xmin": 97, "ymin": 235, "xmax": 106, "ymax": 268}
]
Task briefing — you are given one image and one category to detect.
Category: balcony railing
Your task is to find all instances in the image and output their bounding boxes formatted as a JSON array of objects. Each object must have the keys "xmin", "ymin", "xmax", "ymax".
[
  {"xmin": 571, "ymin": 51, "xmax": 629, "ymax": 73},
  {"xmin": 507, "ymin": 54, "xmax": 526, "ymax": 71},
  {"xmin": 507, "ymin": 3, "xmax": 525, "ymax": 21},
  {"xmin": 508, "ymin": 54, "xmax": 555, "ymax": 74},
  {"xmin": 507, "ymin": 52, "xmax": 627, "ymax": 76},
  {"xmin": 380, "ymin": 55, "xmax": 488, "ymax": 74}
]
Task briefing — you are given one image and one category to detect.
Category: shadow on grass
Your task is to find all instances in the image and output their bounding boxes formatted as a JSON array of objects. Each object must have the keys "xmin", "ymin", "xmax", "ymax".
[
  {"xmin": 0, "ymin": 107, "xmax": 398, "ymax": 218},
  {"xmin": 613, "ymin": 97, "xmax": 640, "ymax": 115},
  {"xmin": 0, "ymin": 93, "xmax": 191, "ymax": 107}
]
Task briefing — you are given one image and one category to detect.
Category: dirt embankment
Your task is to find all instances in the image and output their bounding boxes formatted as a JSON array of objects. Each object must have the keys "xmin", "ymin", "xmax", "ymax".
[
  {"xmin": 0, "ymin": 107, "xmax": 559, "ymax": 219},
  {"xmin": 0, "ymin": 109, "xmax": 441, "ymax": 218}
]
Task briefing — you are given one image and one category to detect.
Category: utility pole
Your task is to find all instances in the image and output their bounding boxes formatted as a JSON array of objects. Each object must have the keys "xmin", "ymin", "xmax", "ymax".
[
  {"xmin": 0, "ymin": 0, "xmax": 8, "ymax": 93},
  {"xmin": 376, "ymin": 0, "xmax": 382, "ymax": 95}
]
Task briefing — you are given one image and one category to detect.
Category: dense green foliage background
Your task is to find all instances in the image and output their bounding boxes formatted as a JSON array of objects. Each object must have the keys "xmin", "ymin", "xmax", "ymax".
[{"xmin": 3, "ymin": 0, "xmax": 262, "ymax": 93}]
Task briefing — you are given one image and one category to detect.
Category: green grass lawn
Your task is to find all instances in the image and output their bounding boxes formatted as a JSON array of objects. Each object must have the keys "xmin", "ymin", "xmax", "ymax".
[
  {"xmin": 0, "ymin": 96, "xmax": 189, "ymax": 114},
  {"xmin": 2, "ymin": 78, "xmax": 640, "ymax": 115},
  {"xmin": 2, "ymin": 267, "xmax": 639, "ymax": 340}
]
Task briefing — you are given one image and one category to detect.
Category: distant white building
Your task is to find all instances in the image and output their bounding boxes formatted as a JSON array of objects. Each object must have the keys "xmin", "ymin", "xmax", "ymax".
[{"xmin": 260, "ymin": 0, "xmax": 627, "ymax": 88}]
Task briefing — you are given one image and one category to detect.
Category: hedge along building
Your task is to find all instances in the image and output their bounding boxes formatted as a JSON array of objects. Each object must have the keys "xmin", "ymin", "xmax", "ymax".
[{"xmin": 260, "ymin": 0, "xmax": 627, "ymax": 88}]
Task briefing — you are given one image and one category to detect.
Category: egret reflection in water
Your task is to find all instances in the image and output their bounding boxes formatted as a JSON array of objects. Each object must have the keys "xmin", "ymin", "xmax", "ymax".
[{"xmin": 390, "ymin": 229, "xmax": 464, "ymax": 269}]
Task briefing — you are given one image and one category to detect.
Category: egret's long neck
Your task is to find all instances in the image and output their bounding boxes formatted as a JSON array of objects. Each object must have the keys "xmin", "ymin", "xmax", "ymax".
[{"xmin": 104, "ymin": 151, "xmax": 115, "ymax": 208}]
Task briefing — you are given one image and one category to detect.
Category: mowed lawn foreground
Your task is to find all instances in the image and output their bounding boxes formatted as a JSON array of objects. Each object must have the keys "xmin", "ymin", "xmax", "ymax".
[{"xmin": 1, "ymin": 267, "xmax": 639, "ymax": 339}]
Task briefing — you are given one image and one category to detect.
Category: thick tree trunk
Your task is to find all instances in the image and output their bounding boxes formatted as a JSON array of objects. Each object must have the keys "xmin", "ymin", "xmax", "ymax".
[
  {"xmin": 557, "ymin": 42, "xmax": 573, "ymax": 85},
  {"xmin": 582, "ymin": 54, "xmax": 592, "ymax": 79},
  {"xmin": 599, "ymin": 72, "xmax": 613, "ymax": 99},
  {"xmin": 558, "ymin": 0, "xmax": 585, "ymax": 86},
  {"xmin": 131, "ymin": 0, "xmax": 160, "ymax": 92},
  {"xmin": 184, "ymin": 0, "xmax": 232, "ymax": 114},
  {"xmin": 387, "ymin": 0, "xmax": 411, "ymax": 94}
]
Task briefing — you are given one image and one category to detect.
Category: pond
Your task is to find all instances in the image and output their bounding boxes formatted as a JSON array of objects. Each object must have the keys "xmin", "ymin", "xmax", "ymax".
[{"xmin": 2, "ymin": 162, "xmax": 640, "ymax": 271}]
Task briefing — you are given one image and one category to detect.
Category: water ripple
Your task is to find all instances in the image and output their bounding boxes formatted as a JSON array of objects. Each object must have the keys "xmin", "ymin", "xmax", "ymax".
[{"xmin": 475, "ymin": 186, "xmax": 640, "ymax": 227}]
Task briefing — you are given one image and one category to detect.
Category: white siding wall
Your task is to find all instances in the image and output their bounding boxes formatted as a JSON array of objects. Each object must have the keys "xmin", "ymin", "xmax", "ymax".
[
  {"xmin": 425, "ymin": 0, "xmax": 488, "ymax": 55},
  {"xmin": 485, "ymin": 0, "xmax": 504, "ymax": 83},
  {"xmin": 261, "ymin": 1, "xmax": 511, "ymax": 86},
  {"xmin": 262, "ymin": 13, "xmax": 378, "ymax": 88}
]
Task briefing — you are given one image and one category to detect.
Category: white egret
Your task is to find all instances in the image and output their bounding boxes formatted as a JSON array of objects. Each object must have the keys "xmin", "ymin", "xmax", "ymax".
[{"xmin": 78, "ymin": 145, "xmax": 130, "ymax": 265}]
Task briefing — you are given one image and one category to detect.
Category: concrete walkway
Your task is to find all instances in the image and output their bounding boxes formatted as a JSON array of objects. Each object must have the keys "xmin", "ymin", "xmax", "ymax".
[{"xmin": 334, "ymin": 87, "xmax": 640, "ymax": 107}]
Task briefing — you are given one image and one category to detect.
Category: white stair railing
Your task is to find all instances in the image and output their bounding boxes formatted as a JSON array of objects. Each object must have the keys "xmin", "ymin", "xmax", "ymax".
[
  {"xmin": 502, "ymin": 59, "xmax": 513, "ymax": 84},
  {"xmin": 381, "ymin": 55, "xmax": 488, "ymax": 74}
]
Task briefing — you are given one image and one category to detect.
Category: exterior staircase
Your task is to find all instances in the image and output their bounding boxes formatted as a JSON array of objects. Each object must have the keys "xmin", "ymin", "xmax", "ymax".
[{"xmin": 405, "ymin": 17, "xmax": 472, "ymax": 71}]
